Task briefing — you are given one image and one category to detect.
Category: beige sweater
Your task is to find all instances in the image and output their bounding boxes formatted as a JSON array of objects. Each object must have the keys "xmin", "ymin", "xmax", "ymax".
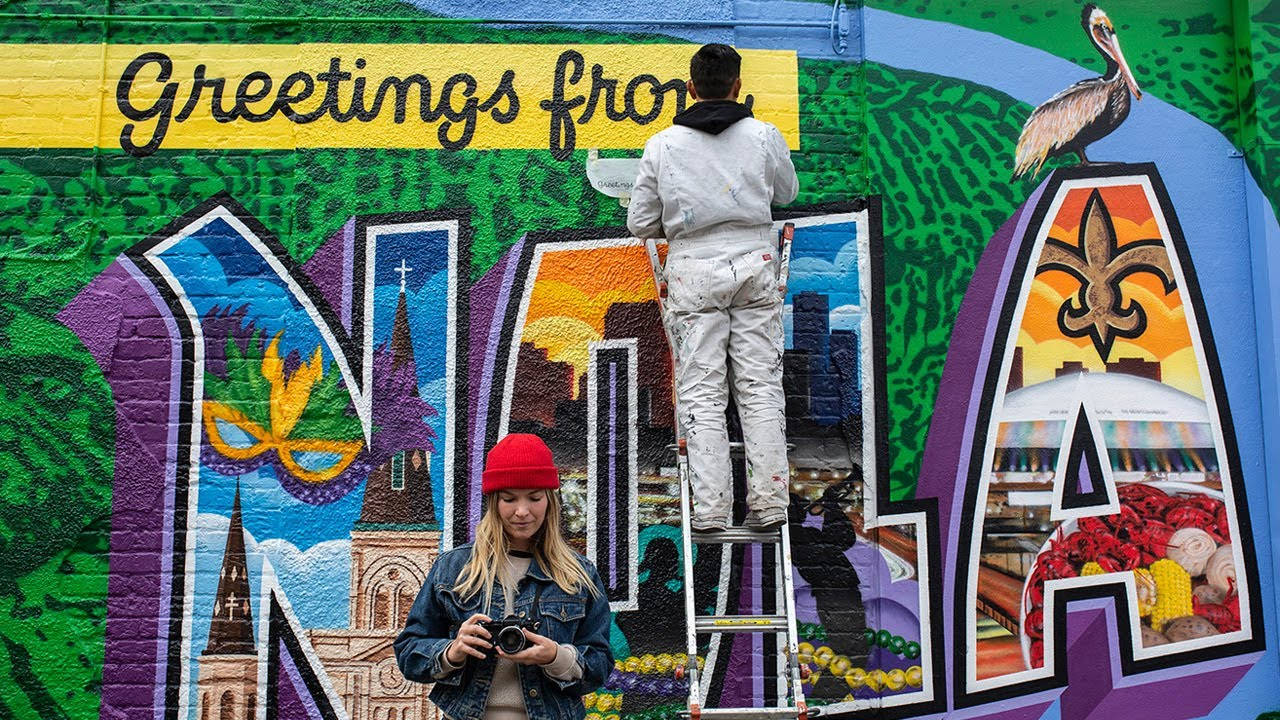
[{"xmin": 437, "ymin": 553, "xmax": 582, "ymax": 720}]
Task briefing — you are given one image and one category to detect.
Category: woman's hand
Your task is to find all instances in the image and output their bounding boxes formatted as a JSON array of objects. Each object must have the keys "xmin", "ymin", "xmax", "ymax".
[
  {"xmin": 445, "ymin": 613, "xmax": 492, "ymax": 664},
  {"xmin": 498, "ymin": 629, "xmax": 560, "ymax": 666}
]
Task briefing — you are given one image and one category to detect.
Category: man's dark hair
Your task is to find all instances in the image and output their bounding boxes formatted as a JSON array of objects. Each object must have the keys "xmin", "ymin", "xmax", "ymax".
[{"xmin": 690, "ymin": 44, "xmax": 741, "ymax": 99}]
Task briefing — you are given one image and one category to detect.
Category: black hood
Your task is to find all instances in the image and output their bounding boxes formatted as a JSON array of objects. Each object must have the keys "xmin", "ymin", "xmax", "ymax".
[{"xmin": 672, "ymin": 100, "xmax": 753, "ymax": 134}]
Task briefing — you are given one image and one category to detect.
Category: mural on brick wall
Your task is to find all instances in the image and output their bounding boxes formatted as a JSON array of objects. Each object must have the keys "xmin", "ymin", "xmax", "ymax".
[
  {"xmin": 4, "ymin": 1, "xmax": 1280, "ymax": 720},
  {"xmin": 58, "ymin": 201, "xmax": 470, "ymax": 720}
]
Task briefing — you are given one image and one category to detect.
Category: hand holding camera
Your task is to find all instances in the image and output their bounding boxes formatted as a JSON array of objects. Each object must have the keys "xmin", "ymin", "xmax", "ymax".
[
  {"xmin": 446, "ymin": 613, "xmax": 494, "ymax": 664},
  {"xmin": 447, "ymin": 613, "xmax": 558, "ymax": 666},
  {"xmin": 485, "ymin": 616, "xmax": 558, "ymax": 665}
]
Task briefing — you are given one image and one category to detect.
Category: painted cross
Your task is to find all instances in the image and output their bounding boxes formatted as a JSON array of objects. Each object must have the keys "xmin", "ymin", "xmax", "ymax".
[{"xmin": 396, "ymin": 259, "xmax": 413, "ymax": 292}]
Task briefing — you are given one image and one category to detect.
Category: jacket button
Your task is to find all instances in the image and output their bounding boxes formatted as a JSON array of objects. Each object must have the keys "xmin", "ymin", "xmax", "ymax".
[{"xmin": 529, "ymin": 689, "xmax": 539, "ymax": 698}]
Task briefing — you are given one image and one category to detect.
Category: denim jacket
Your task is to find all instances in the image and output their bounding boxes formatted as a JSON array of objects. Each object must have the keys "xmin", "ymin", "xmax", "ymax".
[{"xmin": 393, "ymin": 544, "xmax": 614, "ymax": 720}]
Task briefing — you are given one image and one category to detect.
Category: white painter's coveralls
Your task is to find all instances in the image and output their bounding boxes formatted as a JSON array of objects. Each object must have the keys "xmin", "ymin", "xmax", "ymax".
[{"xmin": 627, "ymin": 105, "xmax": 799, "ymax": 526}]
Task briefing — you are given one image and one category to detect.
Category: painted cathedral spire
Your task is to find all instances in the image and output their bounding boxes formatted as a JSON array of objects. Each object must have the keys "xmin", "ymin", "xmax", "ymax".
[
  {"xmin": 204, "ymin": 485, "xmax": 255, "ymax": 655},
  {"xmin": 358, "ymin": 278, "xmax": 437, "ymax": 530},
  {"xmin": 391, "ymin": 278, "xmax": 418, "ymax": 384}
]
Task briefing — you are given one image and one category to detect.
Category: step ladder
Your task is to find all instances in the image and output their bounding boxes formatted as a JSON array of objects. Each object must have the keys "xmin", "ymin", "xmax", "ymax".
[{"xmin": 643, "ymin": 223, "xmax": 815, "ymax": 720}]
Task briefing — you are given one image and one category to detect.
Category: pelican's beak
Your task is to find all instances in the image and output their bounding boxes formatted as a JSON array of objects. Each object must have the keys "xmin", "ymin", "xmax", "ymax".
[{"xmin": 1106, "ymin": 33, "xmax": 1142, "ymax": 100}]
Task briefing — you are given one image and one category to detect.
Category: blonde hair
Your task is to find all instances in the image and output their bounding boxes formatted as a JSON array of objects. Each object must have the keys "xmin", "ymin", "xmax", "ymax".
[{"xmin": 454, "ymin": 490, "xmax": 600, "ymax": 604}]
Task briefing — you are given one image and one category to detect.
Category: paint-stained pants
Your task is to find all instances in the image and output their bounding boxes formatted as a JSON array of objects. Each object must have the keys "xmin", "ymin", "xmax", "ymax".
[{"xmin": 665, "ymin": 233, "xmax": 789, "ymax": 525}]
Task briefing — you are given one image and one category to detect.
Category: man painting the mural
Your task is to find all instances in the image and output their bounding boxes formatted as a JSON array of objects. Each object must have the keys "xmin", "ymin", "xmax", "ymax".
[{"xmin": 627, "ymin": 43, "xmax": 799, "ymax": 532}]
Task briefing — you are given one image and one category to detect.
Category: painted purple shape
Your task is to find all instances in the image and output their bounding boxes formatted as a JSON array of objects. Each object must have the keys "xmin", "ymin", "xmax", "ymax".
[
  {"xmin": 752, "ymin": 545, "xmax": 764, "ymax": 704},
  {"xmin": 59, "ymin": 259, "xmax": 186, "ymax": 720},
  {"xmin": 608, "ymin": 361, "xmax": 618, "ymax": 588},
  {"xmin": 719, "ymin": 544, "xmax": 770, "ymax": 708},
  {"xmin": 275, "ymin": 637, "xmax": 325, "ymax": 720},
  {"xmin": 848, "ymin": 530, "xmax": 920, "ymax": 629},
  {"xmin": 971, "ymin": 705, "xmax": 1050, "ymax": 720},
  {"xmin": 300, "ymin": 218, "xmax": 356, "ymax": 332},
  {"xmin": 468, "ymin": 239, "xmax": 525, "ymax": 535},
  {"xmin": 369, "ymin": 343, "xmax": 439, "ymax": 458},
  {"xmin": 57, "ymin": 265, "xmax": 126, "ymax": 373},
  {"xmin": 103, "ymin": 418, "xmax": 170, "ymax": 717},
  {"xmin": 200, "ymin": 304, "xmax": 264, "ymax": 380},
  {"xmin": 1076, "ymin": 441, "xmax": 1095, "ymax": 495},
  {"xmin": 1059, "ymin": 600, "xmax": 1255, "ymax": 720},
  {"xmin": 913, "ymin": 178, "xmax": 1050, "ymax": 718}
]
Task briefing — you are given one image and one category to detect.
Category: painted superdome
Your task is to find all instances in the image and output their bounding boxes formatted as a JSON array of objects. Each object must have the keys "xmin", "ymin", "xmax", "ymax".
[{"xmin": 996, "ymin": 373, "xmax": 1221, "ymax": 482}]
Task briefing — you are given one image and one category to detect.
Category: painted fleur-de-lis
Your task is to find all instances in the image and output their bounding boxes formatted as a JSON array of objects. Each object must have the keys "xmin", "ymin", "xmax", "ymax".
[{"xmin": 1036, "ymin": 189, "xmax": 1175, "ymax": 360}]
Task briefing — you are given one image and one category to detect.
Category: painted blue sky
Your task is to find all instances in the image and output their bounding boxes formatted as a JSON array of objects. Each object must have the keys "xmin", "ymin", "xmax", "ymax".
[
  {"xmin": 160, "ymin": 219, "xmax": 327, "ymax": 360},
  {"xmin": 370, "ymin": 227, "xmax": 453, "ymax": 389},
  {"xmin": 784, "ymin": 220, "xmax": 862, "ymax": 343},
  {"xmin": 198, "ymin": 465, "xmax": 365, "ymax": 550}
]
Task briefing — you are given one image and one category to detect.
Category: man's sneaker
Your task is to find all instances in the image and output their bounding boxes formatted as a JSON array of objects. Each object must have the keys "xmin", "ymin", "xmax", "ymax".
[
  {"xmin": 691, "ymin": 517, "xmax": 728, "ymax": 534},
  {"xmin": 745, "ymin": 508, "xmax": 787, "ymax": 531}
]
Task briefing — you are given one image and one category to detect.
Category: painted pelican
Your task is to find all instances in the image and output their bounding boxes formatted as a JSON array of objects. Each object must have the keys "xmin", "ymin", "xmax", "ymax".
[{"xmin": 1013, "ymin": 4, "xmax": 1142, "ymax": 179}]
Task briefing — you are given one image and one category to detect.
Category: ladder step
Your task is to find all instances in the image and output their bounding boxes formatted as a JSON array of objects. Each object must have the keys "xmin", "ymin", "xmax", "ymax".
[
  {"xmin": 694, "ymin": 615, "xmax": 790, "ymax": 633},
  {"xmin": 683, "ymin": 708, "xmax": 812, "ymax": 719},
  {"xmin": 691, "ymin": 526, "xmax": 782, "ymax": 544}
]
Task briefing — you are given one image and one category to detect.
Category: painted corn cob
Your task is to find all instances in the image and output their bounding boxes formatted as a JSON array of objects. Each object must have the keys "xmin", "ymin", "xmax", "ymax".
[
  {"xmin": 1134, "ymin": 568, "xmax": 1157, "ymax": 617},
  {"xmin": 1149, "ymin": 558, "xmax": 1193, "ymax": 632}
]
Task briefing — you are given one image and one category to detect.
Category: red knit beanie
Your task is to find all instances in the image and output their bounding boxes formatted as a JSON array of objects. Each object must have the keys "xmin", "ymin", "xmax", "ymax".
[{"xmin": 482, "ymin": 433, "xmax": 560, "ymax": 494}]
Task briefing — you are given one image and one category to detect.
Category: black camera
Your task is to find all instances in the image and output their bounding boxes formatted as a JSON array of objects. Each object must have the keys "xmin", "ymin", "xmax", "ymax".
[{"xmin": 481, "ymin": 616, "xmax": 542, "ymax": 655}]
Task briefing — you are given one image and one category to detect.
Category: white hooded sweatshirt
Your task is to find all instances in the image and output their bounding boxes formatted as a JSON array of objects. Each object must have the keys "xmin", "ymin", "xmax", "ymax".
[{"xmin": 626, "ymin": 101, "xmax": 798, "ymax": 249}]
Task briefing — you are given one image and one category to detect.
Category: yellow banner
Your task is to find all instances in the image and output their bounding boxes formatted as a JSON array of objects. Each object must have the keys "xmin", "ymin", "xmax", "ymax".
[{"xmin": 0, "ymin": 44, "xmax": 798, "ymax": 157}]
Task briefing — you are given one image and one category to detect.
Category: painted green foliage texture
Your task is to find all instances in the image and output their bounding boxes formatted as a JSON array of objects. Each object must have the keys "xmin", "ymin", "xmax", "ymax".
[{"xmin": 0, "ymin": 1, "xmax": 1271, "ymax": 717}]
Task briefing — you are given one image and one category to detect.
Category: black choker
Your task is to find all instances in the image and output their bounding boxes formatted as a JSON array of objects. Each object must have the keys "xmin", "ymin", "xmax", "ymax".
[{"xmin": 508, "ymin": 550, "xmax": 533, "ymax": 558}]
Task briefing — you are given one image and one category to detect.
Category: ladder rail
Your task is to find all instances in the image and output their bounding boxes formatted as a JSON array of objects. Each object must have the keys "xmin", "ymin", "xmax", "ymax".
[
  {"xmin": 678, "ymin": 444, "xmax": 704, "ymax": 715},
  {"xmin": 779, "ymin": 523, "xmax": 807, "ymax": 718},
  {"xmin": 642, "ymin": 236, "xmax": 704, "ymax": 714}
]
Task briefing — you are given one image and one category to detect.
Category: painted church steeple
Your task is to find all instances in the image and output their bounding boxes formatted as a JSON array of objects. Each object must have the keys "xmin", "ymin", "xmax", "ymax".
[
  {"xmin": 205, "ymin": 485, "xmax": 255, "ymax": 655},
  {"xmin": 358, "ymin": 278, "xmax": 436, "ymax": 530}
]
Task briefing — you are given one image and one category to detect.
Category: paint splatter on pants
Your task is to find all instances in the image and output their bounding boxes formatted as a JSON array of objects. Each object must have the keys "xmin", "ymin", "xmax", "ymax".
[{"xmin": 665, "ymin": 236, "xmax": 789, "ymax": 526}]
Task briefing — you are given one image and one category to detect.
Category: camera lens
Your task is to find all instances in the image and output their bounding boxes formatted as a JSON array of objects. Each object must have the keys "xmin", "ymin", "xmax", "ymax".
[{"xmin": 497, "ymin": 626, "xmax": 526, "ymax": 654}]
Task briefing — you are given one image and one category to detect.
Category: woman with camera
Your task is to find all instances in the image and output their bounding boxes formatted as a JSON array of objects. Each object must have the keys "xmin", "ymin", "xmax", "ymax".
[{"xmin": 394, "ymin": 433, "xmax": 613, "ymax": 720}]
